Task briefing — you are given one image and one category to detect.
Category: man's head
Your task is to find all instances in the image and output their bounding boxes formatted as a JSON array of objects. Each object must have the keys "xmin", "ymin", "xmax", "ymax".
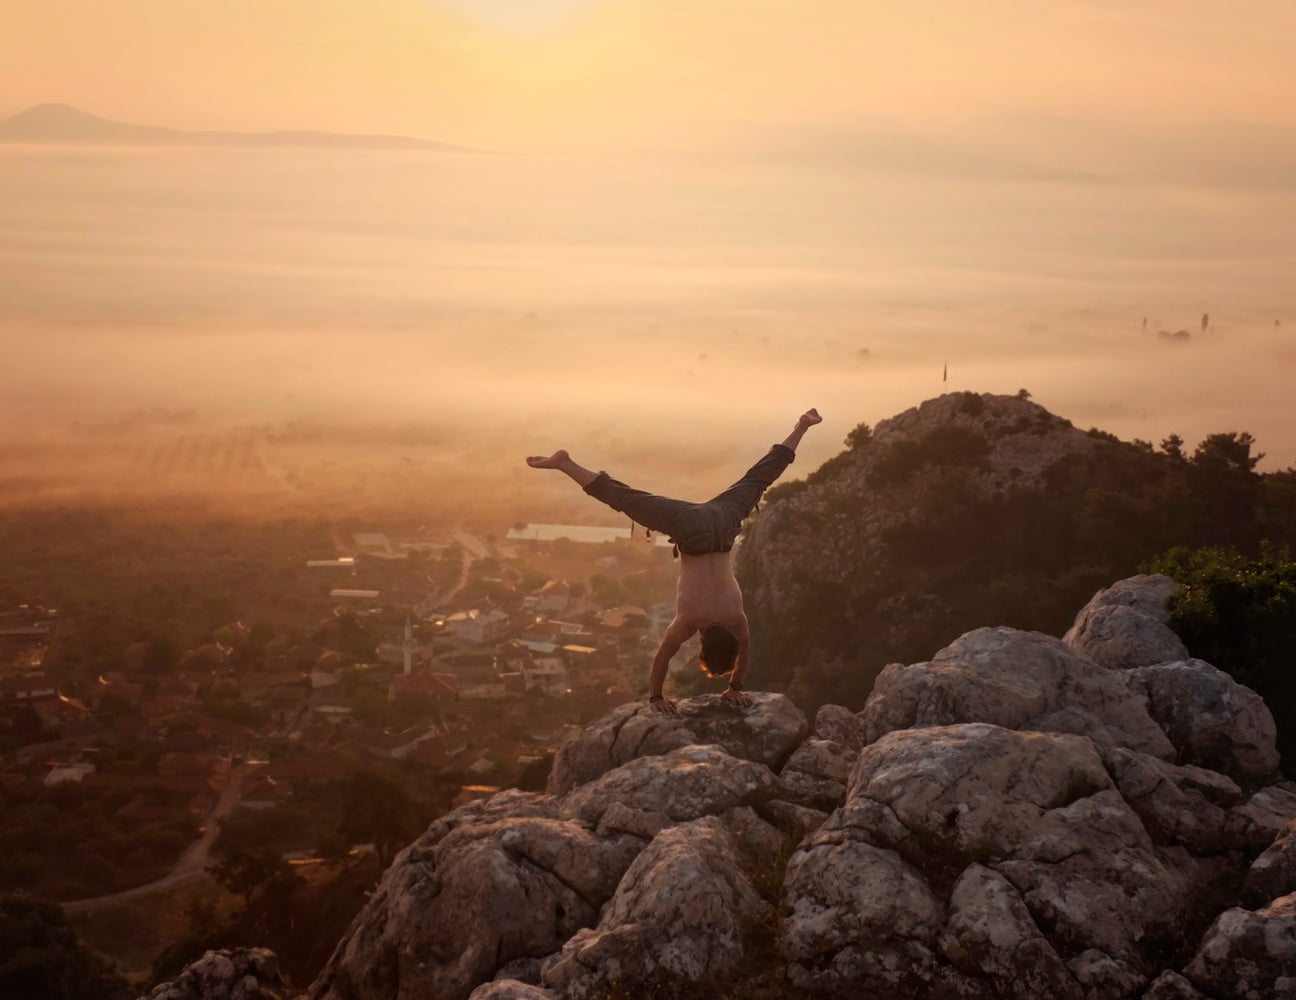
[{"xmin": 699, "ymin": 624, "xmax": 740, "ymax": 677}]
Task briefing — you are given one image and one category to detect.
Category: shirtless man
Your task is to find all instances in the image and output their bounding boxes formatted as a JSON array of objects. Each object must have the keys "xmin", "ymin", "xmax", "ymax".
[{"xmin": 526, "ymin": 408, "xmax": 822, "ymax": 714}]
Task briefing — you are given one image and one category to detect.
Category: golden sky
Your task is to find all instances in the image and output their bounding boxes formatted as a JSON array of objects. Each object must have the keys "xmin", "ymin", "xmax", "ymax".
[{"xmin": 3, "ymin": 0, "xmax": 1294, "ymax": 150}]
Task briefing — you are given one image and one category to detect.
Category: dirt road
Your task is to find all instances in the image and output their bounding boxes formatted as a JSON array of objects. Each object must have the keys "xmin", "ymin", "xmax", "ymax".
[{"xmin": 64, "ymin": 762, "xmax": 246, "ymax": 913}]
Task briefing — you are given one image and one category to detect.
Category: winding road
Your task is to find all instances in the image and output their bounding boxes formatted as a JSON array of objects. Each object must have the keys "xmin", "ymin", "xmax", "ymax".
[{"xmin": 64, "ymin": 762, "xmax": 246, "ymax": 913}]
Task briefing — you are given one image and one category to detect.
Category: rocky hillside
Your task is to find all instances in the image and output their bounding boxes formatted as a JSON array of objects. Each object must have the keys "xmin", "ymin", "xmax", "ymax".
[
  {"xmin": 735, "ymin": 391, "xmax": 1284, "ymax": 710},
  {"xmin": 145, "ymin": 576, "xmax": 1296, "ymax": 1000}
]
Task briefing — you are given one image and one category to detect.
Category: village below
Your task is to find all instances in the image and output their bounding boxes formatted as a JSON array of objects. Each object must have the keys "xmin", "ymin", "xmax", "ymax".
[{"xmin": 0, "ymin": 515, "xmax": 683, "ymax": 984}]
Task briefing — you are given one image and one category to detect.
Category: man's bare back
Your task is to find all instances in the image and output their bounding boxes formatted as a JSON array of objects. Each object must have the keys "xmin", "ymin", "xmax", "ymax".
[{"xmin": 527, "ymin": 408, "xmax": 821, "ymax": 714}]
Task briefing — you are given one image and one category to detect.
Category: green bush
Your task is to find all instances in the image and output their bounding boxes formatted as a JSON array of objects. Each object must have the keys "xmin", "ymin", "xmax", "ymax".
[{"xmin": 1146, "ymin": 544, "xmax": 1296, "ymax": 775}]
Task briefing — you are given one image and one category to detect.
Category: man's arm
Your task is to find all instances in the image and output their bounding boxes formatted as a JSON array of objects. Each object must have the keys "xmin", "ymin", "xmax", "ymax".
[
  {"xmin": 720, "ymin": 615, "xmax": 753, "ymax": 707},
  {"xmin": 780, "ymin": 408, "xmax": 823, "ymax": 454},
  {"xmin": 648, "ymin": 617, "xmax": 695, "ymax": 714}
]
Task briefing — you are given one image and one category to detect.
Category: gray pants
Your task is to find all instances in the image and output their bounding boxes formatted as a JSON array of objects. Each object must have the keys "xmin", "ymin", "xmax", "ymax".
[{"xmin": 583, "ymin": 444, "xmax": 795, "ymax": 556}]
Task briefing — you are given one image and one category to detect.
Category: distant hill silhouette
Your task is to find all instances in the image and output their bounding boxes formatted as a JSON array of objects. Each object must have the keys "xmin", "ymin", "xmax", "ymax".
[{"xmin": 0, "ymin": 103, "xmax": 470, "ymax": 151}]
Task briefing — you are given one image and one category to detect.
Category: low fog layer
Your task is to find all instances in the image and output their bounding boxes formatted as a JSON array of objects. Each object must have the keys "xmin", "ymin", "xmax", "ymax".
[{"xmin": 1, "ymin": 137, "xmax": 1292, "ymax": 520}]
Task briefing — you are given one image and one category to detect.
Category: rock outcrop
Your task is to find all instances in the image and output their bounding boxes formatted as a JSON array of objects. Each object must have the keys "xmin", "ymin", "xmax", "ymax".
[
  {"xmin": 154, "ymin": 575, "xmax": 1296, "ymax": 1000},
  {"xmin": 139, "ymin": 949, "xmax": 285, "ymax": 1000}
]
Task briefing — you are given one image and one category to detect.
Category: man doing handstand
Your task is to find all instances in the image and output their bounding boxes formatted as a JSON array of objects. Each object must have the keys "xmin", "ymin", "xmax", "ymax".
[{"xmin": 526, "ymin": 408, "xmax": 822, "ymax": 714}]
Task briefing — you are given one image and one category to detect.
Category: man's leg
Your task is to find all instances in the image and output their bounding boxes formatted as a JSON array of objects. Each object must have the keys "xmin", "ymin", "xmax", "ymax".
[
  {"xmin": 705, "ymin": 444, "xmax": 795, "ymax": 517},
  {"xmin": 526, "ymin": 450, "xmax": 695, "ymax": 537},
  {"xmin": 705, "ymin": 409, "xmax": 822, "ymax": 517}
]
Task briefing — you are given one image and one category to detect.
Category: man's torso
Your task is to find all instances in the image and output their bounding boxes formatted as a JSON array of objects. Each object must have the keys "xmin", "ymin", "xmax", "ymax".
[{"xmin": 675, "ymin": 551, "xmax": 744, "ymax": 627}]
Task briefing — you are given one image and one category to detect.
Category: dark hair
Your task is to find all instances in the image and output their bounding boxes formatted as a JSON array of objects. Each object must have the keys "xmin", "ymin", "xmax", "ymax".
[{"xmin": 699, "ymin": 625, "xmax": 740, "ymax": 677}]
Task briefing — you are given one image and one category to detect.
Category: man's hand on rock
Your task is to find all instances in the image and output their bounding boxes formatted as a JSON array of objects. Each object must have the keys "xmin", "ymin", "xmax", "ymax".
[
  {"xmin": 720, "ymin": 687, "xmax": 752, "ymax": 708},
  {"xmin": 649, "ymin": 696, "xmax": 679, "ymax": 715}
]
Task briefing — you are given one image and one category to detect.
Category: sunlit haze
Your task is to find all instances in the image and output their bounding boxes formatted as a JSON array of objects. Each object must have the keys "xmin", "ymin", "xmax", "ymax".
[{"xmin": 2, "ymin": 0, "xmax": 1294, "ymax": 518}]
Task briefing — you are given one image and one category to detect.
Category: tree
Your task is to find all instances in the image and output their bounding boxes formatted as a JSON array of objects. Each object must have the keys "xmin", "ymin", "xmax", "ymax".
[
  {"xmin": 1147, "ymin": 544, "xmax": 1296, "ymax": 776},
  {"xmin": 337, "ymin": 771, "xmax": 421, "ymax": 868},
  {"xmin": 210, "ymin": 844, "xmax": 297, "ymax": 909},
  {"xmin": 844, "ymin": 422, "xmax": 873, "ymax": 450},
  {"xmin": 1192, "ymin": 432, "xmax": 1264, "ymax": 476},
  {"xmin": 1159, "ymin": 434, "xmax": 1186, "ymax": 463},
  {"xmin": 210, "ymin": 815, "xmax": 300, "ymax": 908},
  {"xmin": 0, "ymin": 896, "xmax": 129, "ymax": 1000}
]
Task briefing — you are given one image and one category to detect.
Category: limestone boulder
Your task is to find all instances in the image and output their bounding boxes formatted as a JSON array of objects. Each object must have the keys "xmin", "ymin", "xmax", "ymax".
[
  {"xmin": 547, "ymin": 692, "xmax": 808, "ymax": 795},
  {"xmin": 308, "ymin": 792, "xmax": 640, "ymax": 1000},
  {"xmin": 1064, "ymin": 602, "xmax": 1188, "ymax": 670},
  {"xmin": 940, "ymin": 864, "xmax": 1082, "ymax": 1000},
  {"xmin": 1063, "ymin": 574, "xmax": 1184, "ymax": 670},
  {"xmin": 559, "ymin": 744, "xmax": 782, "ymax": 828},
  {"xmin": 1128, "ymin": 659, "xmax": 1280, "ymax": 784},
  {"xmin": 542, "ymin": 818, "xmax": 771, "ymax": 999},
  {"xmin": 1102, "ymin": 747, "xmax": 1242, "ymax": 853},
  {"xmin": 1184, "ymin": 893, "xmax": 1296, "ymax": 999},
  {"xmin": 139, "ymin": 949, "xmax": 284, "ymax": 1000},
  {"xmin": 780, "ymin": 827, "xmax": 973, "ymax": 996},
  {"xmin": 782, "ymin": 724, "xmax": 1196, "ymax": 996},
  {"xmin": 1070, "ymin": 573, "xmax": 1179, "ymax": 622},
  {"xmin": 812, "ymin": 703, "xmax": 865, "ymax": 749},
  {"xmin": 862, "ymin": 627, "xmax": 1174, "ymax": 759},
  {"xmin": 776, "ymin": 737, "xmax": 857, "ymax": 810}
]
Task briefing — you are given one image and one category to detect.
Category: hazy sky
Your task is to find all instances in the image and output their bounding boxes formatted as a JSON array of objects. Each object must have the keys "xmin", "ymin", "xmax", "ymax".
[
  {"xmin": 4, "ymin": 1, "xmax": 1295, "ymax": 150},
  {"xmin": 2, "ymin": 1, "xmax": 1294, "ymax": 514}
]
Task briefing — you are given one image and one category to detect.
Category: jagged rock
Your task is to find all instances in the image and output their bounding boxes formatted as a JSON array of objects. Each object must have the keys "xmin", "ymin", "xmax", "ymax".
[
  {"xmin": 468, "ymin": 982, "xmax": 556, "ymax": 1000},
  {"xmin": 940, "ymin": 864, "xmax": 1082, "ymax": 1000},
  {"xmin": 560, "ymin": 744, "xmax": 781, "ymax": 828},
  {"xmin": 547, "ymin": 692, "xmax": 808, "ymax": 795},
  {"xmin": 862, "ymin": 627, "xmax": 1175, "ymax": 759},
  {"xmin": 1064, "ymin": 602, "xmax": 1188, "ymax": 670},
  {"xmin": 994, "ymin": 789, "xmax": 1191, "ymax": 968},
  {"xmin": 781, "ymin": 827, "xmax": 970, "ymax": 995},
  {"xmin": 1129, "ymin": 659, "xmax": 1280, "ymax": 783},
  {"xmin": 776, "ymin": 737, "xmax": 857, "ymax": 809},
  {"xmin": 1227, "ymin": 784, "xmax": 1296, "ymax": 854},
  {"xmin": 1103, "ymin": 747, "xmax": 1241, "ymax": 852},
  {"xmin": 783, "ymin": 724, "xmax": 1194, "ymax": 995},
  {"xmin": 139, "ymin": 948, "xmax": 284, "ymax": 1000},
  {"xmin": 302, "ymin": 572, "xmax": 1296, "ymax": 1000},
  {"xmin": 541, "ymin": 818, "xmax": 771, "ymax": 999},
  {"xmin": 1184, "ymin": 893, "xmax": 1296, "ymax": 999},
  {"xmin": 813, "ymin": 703, "xmax": 865, "ymax": 749},
  {"xmin": 1144, "ymin": 971, "xmax": 1211, "ymax": 999},
  {"xmin": 309, "ymin": 791, "xmax": 640, "ymax": 1000},
  {"xmin": 1066, "ymin": 949, "xmax": 1147, "ymax": 998},
  {"xmin": 1244, "ymin": 818, "xmax": 1296, "ymax": 907}
]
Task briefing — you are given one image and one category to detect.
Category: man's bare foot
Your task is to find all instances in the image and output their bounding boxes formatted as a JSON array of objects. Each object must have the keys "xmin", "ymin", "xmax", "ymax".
[
  {"xmin": 799, "ymin": 408, "xmax": 822, "ymax": 427},
  {"xmin": 526, "ymin": 450, "xmax": 570, "ymax": 470}
]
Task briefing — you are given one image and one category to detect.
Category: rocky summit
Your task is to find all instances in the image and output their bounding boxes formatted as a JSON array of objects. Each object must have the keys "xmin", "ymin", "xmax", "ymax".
[
  {"xmin": 147, "ymin": 575, "xmax": 1296, "ymax": 1000},
  {"xmin": 732, "ymin": 391, "xmax": 1281, "ymax": 713}
]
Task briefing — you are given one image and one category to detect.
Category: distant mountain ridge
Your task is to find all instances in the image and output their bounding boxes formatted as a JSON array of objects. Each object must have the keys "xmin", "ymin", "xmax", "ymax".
[{"xmin": 0, "ymin": 103, "xmax": 469, "ymax": 151}]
